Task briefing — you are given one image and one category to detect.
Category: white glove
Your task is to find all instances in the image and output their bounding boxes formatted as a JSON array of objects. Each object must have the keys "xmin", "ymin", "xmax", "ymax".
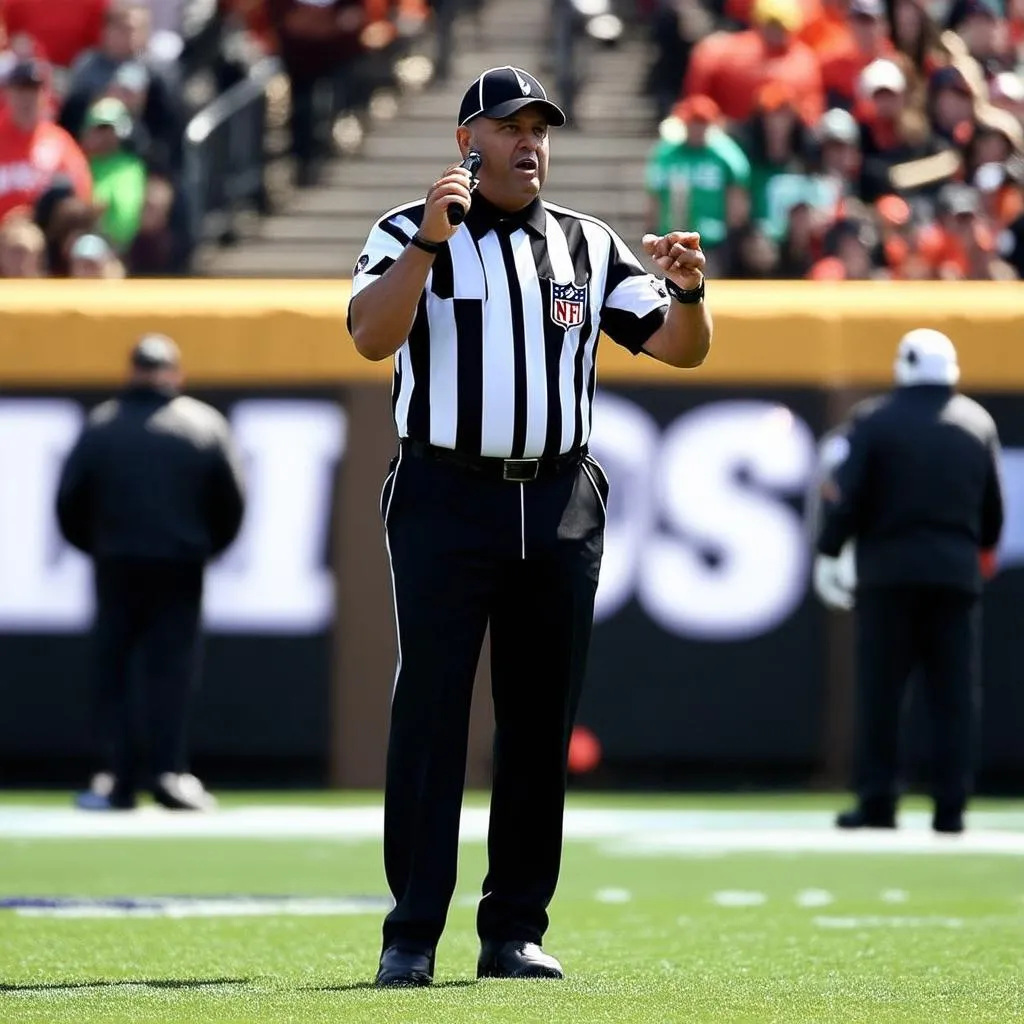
[{"xmin": 814, "ymin": 543, "xmax": 856, "ymax": 611}]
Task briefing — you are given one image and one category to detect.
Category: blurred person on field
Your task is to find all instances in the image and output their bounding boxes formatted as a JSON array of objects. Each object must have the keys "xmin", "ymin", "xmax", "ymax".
[
  {"xmin": 67, "ymin": 230, "xmax": 124, "ymax": 277},
  {"xmin": 815, "ymin": 329, "xmax": 1004, "ymax": 835},
  {"xmin": 682, "ymin": 0, "xmax": 825, "ymax": 127},
  {"xmin": 0, "ymin": 58, "xmax": 92, "ymax": 221},
  {"xmin": 645, "ymin": 95, "xmax": 751, "ymax": 274},
  {"xmin": 126, "ymin": 173, "xmax": 176, "ymax": 274},
  {"xmin": 57, "ymin": 335, "xmax": 246, "ymax": 813},
  {"xmin": 0, "ymin": 212, "xmax": 44, "ymax": 275},
  {"xmin": 79, "ymin": 96, "xmax": 146, "ymax": 252}
]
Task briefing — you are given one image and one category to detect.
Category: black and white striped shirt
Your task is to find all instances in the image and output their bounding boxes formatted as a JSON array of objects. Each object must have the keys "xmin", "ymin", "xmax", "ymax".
[{"xmin": 351, "ymin": 193, "xmax": 670, "ymax": 459}]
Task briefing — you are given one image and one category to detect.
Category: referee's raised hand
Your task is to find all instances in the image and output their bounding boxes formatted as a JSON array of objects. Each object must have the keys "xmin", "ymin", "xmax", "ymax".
[
  {"xmin": 421, "ymin": 164, "xmax": 474, "ymax": 243},
  {"xmin": 642, "ymin": 231, "xmax": 706, "ymax": 290}
]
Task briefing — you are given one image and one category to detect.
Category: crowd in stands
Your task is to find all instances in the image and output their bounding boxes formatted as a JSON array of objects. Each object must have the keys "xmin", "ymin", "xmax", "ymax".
[
  {"xmin": 639, "ymin": 0, "xmax": 1024, "ymax": 279},
  {"xmin": 0, "ymin": 0, "xmax": 437, "ymax": 279}
]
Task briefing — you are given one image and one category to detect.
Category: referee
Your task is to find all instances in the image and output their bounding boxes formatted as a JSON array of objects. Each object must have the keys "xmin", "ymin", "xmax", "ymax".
[{"xmin": 349, "ymin": 65, "xmax": 712, "ymax": 988}]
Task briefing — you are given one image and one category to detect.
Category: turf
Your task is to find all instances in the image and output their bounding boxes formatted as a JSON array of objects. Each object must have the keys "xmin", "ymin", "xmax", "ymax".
[{"xmin": 2, "ymin": 794, "xmax": 1023, "ymax": 1023}]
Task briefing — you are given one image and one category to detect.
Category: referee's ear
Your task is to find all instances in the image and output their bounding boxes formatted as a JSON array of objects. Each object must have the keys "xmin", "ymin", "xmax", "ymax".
[{"xmin": 455, "ymin": 126, "xmax": 472, "ymax": 157}]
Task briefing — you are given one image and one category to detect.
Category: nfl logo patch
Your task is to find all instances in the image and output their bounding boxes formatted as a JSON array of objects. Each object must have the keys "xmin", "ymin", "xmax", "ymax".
[{"xmin": 550, "ymin": 282, "xmax": 587, "ymax": 329}]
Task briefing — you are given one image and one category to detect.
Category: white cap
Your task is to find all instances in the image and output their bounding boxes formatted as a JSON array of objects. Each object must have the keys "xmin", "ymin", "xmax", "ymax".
[
  {"xmin": 894, "ymin": 328, "xmax": 960, "ymax": 387},
  {"xmin": 858, "ymin": 59, "xmax": 907, "ymax": 99}
]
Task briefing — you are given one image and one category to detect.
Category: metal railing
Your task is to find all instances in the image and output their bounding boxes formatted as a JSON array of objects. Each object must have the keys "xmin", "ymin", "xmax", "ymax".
[{"xmin": 183, "ymin": 56, "xmax": 282, "ymax": 250}]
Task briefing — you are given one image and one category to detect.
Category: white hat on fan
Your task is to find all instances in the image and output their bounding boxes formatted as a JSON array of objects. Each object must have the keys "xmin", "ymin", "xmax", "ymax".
[{"xmin": 893, "ymin": 328, "xmax": 960, "ymax": 387}]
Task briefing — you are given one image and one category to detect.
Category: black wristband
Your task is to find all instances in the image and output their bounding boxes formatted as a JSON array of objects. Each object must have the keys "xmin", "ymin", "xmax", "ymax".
[
  {"xmin": 664, "ymin": 276, "xmax": 705, "ymax": 304},
  {"xmin": 410, "ymin": 233, "xmax": 443, "ymax": 255}
]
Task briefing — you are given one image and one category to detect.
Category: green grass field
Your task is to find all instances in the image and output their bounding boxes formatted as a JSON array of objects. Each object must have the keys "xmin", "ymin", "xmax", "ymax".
[{"xmin": 2, "ymin": 792, "xmax": 1023, "ymax": 1023}]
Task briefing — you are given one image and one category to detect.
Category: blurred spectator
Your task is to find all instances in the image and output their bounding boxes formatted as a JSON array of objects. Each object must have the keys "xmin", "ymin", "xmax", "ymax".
[
  {"xmin": 0, "ymin": 59, "xmax": 92, "ymax": 222},
  {"xmin": 0, "ymin": 212, "xmax": 44, "ymax": 275},
  {"xmin": 43, "ymin": 194, "xmax": 106, "ymax": 275},
  {"xmin": 645, "ymin": 95, "xmax": 751, "ymax": 272},
  {"xmin": 126, "ymin": 173, "xmax": 176, "ymax": 274},
  {"xmin": 915, "ymin": 180, "xmax": 1011, "ymax": 278},
  {"xmin": 856, "ymin": 57, "xmax": 941, "ymax": 201},
  {"xmin": 742, "ymin": 82, "xmax": 840, "ymax": 240},
  {"xmin": 68, "ymin": 230, "xmax": 125, "ymax": 277},
  {"xmin": 80, "ymin": 97, "xmax": 147, "ymax": 253},
  {"xmin": 60, "ymin": 1, "xmax": 186, "ymax": 174},
  {"xmin": 945, "ymin": 0, "xmax": 1014, "ymax": 78},
  {"xmin": 644, "ymin": 0, "xmax": 717, "ymax": 123},
  {"xmin": 927, "ymin": 64, "xmax": 979, "ymax": 146},
  {"xmin": 683, "ymin": 0, "xmax": 825, "ymax": 127},
  {"xmin": 981, "ymin": 153, "xmax": 1024, "ymax": 275},
  {"xmin": 819, "ymin": 0, "xmax": 895, "ymax": 109},
  {"xmin": 638, "ymin": 0, "xmax": 1024, "ymax": 279},
  {"xmin": 0, "ymin": 0, "xmax": 110, "ymax": 70},
  {"xmin": 989, "ymin": 69, "xmax": 1024, "ymax": 120},
  {"xmin": 266, "ymin": 0, "xmax": 374, "ymax": 187},
  {"xmin": 726, "ymin": 222, "xmax": 782, "ymax": 275}
]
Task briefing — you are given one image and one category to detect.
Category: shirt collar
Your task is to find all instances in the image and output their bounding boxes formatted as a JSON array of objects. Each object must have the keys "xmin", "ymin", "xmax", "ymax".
[{"xmin": 464, "ymin": 193, "xmax": 546, "ymax": 240}]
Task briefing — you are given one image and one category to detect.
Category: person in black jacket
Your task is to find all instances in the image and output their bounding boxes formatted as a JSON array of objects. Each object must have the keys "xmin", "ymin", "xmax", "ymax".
[
  {"xmin": 815, "ymin": 328, "xmax": 1004, "ymax": 834},
  {"xmin": 56, "ymin": 335, "xmax": 246, "ymax": 812}
]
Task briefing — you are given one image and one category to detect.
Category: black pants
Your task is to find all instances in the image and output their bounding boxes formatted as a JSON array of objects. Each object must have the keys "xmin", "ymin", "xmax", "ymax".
[
  {"xmin": 379, "ymin": 446, "xmax": 607, "ymax": 952},
  {"xmin": 90, "ymin": 557, "xmax": 204, "ymax": 796},
  {"xmin": 853, "ymin": 586, "xmax": 980, "ymax": 811}
]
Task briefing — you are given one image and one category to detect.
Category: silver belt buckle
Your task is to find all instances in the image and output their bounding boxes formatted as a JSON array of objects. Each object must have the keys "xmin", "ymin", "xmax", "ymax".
[{"xmin": 502, "ymin": 458, "xmax": 540, "ymax": 482}]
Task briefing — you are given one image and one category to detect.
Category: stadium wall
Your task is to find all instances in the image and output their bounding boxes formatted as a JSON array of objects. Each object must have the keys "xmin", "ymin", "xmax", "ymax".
[{"xmin": 1, "ymin": 281, "xmax": 1022, "ymax": 793}]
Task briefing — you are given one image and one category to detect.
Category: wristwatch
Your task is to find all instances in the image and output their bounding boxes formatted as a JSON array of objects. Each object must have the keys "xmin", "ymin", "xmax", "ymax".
[{"xmin": 664, "ymin": 276, "xmax": 705, "ymax": 304}]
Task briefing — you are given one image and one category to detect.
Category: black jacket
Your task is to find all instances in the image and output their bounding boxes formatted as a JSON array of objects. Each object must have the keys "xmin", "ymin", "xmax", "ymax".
[
  {"xmin": 56, "ymin": 385, "xmax": 246, "ymax": 563},
  {"xmin": 816, "ymin": 385, "xmax": 1004, "ymax": 594}
]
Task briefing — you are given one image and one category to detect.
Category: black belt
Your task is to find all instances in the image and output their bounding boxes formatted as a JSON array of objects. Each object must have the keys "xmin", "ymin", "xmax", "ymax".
[{"xmin": 401, "ymin": 439, "xmax": 586, "ymax": 482}]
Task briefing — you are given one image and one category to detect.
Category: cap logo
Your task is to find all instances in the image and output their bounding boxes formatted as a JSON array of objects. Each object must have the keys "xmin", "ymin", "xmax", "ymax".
[{"xmin": 514, "ymin": 69, "xmax": 532, "ymax": 96}]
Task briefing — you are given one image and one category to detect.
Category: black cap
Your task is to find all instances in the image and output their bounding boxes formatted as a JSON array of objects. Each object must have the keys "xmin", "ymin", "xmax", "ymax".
[
  {"xmin": 131, "ymin": 334, "xmax": 180, "ymax": 371},
  {"xmin": 458, "ymin": 66, "xmax": 566, "ymax": 127},
  {"xmin": 8, "ymin": 58, "xmax": 48, "ymax": 87}
]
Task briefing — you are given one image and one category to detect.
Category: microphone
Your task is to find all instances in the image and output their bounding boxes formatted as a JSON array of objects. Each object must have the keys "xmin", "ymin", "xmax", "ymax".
[{"xmin": 447, "ymin": 151, "xmax": 482, "ymax": 226}]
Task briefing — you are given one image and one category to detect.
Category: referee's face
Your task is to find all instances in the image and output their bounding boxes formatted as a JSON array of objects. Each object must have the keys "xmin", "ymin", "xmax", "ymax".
[{"xmin": 459, "ymin": 107, "xmax": 550, "ymax": 211}]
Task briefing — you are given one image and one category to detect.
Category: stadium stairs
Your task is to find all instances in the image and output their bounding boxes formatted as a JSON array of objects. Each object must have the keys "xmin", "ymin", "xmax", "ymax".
[{"xmin": 199, "ymin": 0, "xmax": 658, "ymax": 278}]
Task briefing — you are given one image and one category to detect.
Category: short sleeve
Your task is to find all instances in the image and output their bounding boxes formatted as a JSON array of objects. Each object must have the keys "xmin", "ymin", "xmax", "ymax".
[
  {"xmin": 347, "ymin": 205, "xmax": 423, "ymax": 334},
  {"xmin": 599, "ymin": 226, "xmax": 670, "ymax": 355},
  {"xmin": 350, "ymin": 210, "xmax": 420, "ymax": 299}
]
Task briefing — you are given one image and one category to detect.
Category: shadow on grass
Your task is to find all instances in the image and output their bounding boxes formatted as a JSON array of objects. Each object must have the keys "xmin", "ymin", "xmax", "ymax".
[
  {"xmin": 0, "ymin": 977, "xmax": 250, "ymax": 993},
  {"xmin": 306, "ymin": 980, "xmax": 479, "ymax": 992}
]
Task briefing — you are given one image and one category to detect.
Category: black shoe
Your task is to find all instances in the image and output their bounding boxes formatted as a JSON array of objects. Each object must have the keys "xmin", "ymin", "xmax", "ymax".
[
  {"xmin": 374, "ymin": 945, "xmax": 434, "ymax": 988},
  {"xmin": 933, "ymin": 803, "xmax": 965, "ymax": 834},
  {"xmin": 477, "ymin": 940, "xmax": 564, "ymax": 980},
  {"xmin": 836, "ymin": 804, "xmax": 897, "ymax": 830},
  {"xmin": 152, "ymin": 773, "xmax": 217, "ymax": 812}
]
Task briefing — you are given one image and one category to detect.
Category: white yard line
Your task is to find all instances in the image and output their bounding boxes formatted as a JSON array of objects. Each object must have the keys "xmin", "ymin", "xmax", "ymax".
[{"xmin": 1, "ymin": 806, "xmax": 1023, "ymax": 853}]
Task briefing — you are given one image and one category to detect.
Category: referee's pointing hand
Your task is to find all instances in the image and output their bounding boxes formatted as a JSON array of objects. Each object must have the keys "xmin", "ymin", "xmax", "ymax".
[
  {"xmin": 421, "ymin": 165, "xmax": 474, "ymax": 244},
  {"xmin": 642, "ymin": 231, "xmax": 705, "ymax": 291}
]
